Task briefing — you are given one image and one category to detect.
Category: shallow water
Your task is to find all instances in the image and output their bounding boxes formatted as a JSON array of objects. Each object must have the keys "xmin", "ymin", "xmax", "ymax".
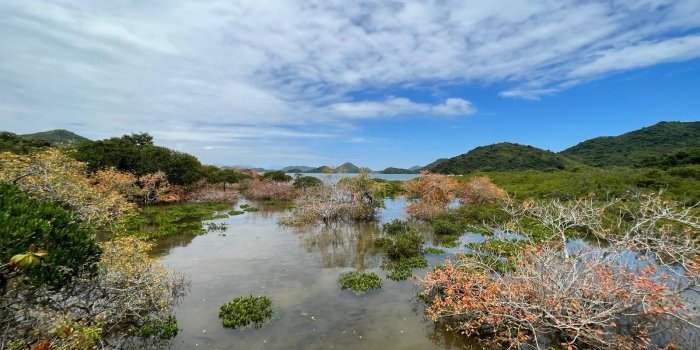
[{"xmin": 157, "ymin": 198, "xmax": 478, "ymax": 350}]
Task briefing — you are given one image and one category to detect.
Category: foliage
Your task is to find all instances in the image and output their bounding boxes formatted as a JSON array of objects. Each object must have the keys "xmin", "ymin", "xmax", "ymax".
[
  {"xmin": 262, "ymin": 170, "xmax": 293, "ymax": 182},
  {"xmin": 561, "ymin": 121, "xmax": 700, "ymax": 167},
  {"xmin": 0, "ymin": 131, "xmax": 50, "ymax": 154},
  {"xmin": 370, "ymin": 178, "xmax": 404, "ymax": 197},
  {"xmin": 186, "ymin": 181, "xmax": 238, "ymax": 203},
  {"xmin": 228, "ymin": 210, "xmax": 245, "ymax": 216},
  {"xmin": 293, "ymin": 175, "xmax": 323, "ymax": 189},
  {"xmin": 283, "ymin": 173, "xmax": 382, "ymax": 225},
  {"xmin": 385, "ymin": 256, "xmax": 428, "ymax": 281},
  {"xmin": 200, "ymin": 165, "xmax": 250, "ymax": 184},
  {"xmin": 427, "ymin": 142, "xmax": 573, "ymax": 174},
  {"xmin": 2, "ymin": 236, "xmax": 185, "ymax": 348},
  {"xmin": 74, "ymin": 133, "xmax": 203, "ymax": 185},
  {"xmin": 456, "ymin": 176, "xmax": 506, "ymax": 204},
  {"xmin": 243, "ymin": 179, "xmax": 296, "ymax": 201},
  {"xmin": 0, "ymin": 149, "xmax": 135, "ymax": 226},
  {"xmin": 125, "ymin": 202, "xmax": 231, "ymax": 240},
  {"xmin": 382, "ymin": 219, "xmax": 411, "ymax": 235},
  {"xmin": 404, "ymin": 172, "xmax": 457, "ymax": 219},
  {"xmin": 638, "ymin": 148, "xmax": 700, "ymax": 168},
  {"xmin": 380, "ymin": 167, "xmax": 418, "ymax": 174},
  {"xmin": 219, "ymin": 295, "xmax": 273, "ymax": 328},
  {"xmin": 20, "ymin": 129, "xmax": 89, "ymax": 145},
  {"xmin": 422, "ymin": 247, "xmax": 690, "ymax": 349},
  {"xmin": 0, "ymin": 183, "xmax": 101, "ymax": 287},
  {"xmin": 470, "ymin": 167, "xmax": 700, "ymax": 204},
  {"xmin": 338, "ymin": 271, "xmax": 382, "ymax": 294}
]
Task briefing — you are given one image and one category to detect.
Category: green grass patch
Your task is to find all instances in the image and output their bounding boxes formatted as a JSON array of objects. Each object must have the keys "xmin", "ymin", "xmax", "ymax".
[
  {"xmin": 338, "ymin": 271, "xmax": 382, "ymax": 294},
  {"xmin": 125, "ymin": 202, "xmax": 231, "ymax": 240},
  {"xmin": 384, "ymin": 256, "xmax": 428, "ymax": 281},
  {"xmin": 219, "ymin": 295, "xmax": 273, "ymax": 329},
  {"xmin": 228, "ymin": 210, "xmax": 245, "ymax": 216}
]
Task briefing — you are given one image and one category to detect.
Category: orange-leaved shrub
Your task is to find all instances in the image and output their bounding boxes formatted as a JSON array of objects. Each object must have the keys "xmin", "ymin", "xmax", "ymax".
[
  {"xmin": 403, "ymin": 172, "xmax": 457, "ymax": 219},
  {"xmin": 457, "ymin": 176, "xmax": 506, "ymax": 205},
  {"xmin": 243, "ymin": 179, "xmax": 296, "ymax": 201}
]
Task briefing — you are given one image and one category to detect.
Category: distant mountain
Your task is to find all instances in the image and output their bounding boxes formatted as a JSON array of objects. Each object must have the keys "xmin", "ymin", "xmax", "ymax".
[
  {"xmin": 561, "ymin": 121, "xmax": 700, "ymax": 167},
  {"xmin": 21, "ymin": 129, "xmax": 89, "ymax": 145},
  {"xmin": 335, "ymin": 162, "xmax": 361, "ymax": 173},
  {"xmin": 280, "ymin": 165, "xmax": 316, "ymax": 173},
  {"xmin": 381, "ymin": 167, "xmax": 419, "ymax": 174},
  {"xmin": 426, "ymin": 143, "xmax": 573, "ymax": 174},
  {"xmin": 409, "ymin": 165, "xmax": 423, "ymax": 171}
]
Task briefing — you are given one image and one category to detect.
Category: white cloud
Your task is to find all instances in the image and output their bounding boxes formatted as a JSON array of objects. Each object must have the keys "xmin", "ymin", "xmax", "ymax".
[
  {"xmin": 1, "ymin": 0, "xmax": 700, "ymax": 164},
  {"xmin": 328, "ymin": 97, "xmax": 474, "ymax": 118}
]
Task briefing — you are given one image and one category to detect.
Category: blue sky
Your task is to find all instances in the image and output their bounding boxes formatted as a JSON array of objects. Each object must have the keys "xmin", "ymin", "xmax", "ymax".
[{"xmin": 1, "ymin": 1, "xmax": 699, "ymax": 169}]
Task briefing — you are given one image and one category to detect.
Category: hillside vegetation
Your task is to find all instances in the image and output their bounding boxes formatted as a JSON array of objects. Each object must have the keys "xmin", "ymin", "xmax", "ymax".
[
  {"xmin": 561, "ymin": 121, "xmax": 700, "ymax": 167},
  {"xmin": 427, "ymin": 143, "xmax": 575, "ymax": 174},
  {"xmin": 21, "ymin": 129, "xmax": 90, "ymax": 144}
]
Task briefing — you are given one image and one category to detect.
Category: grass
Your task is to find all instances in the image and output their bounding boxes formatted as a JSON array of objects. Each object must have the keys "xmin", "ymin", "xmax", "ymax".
[
  {"xmin": 338, "ymin": 271, "xmax": 382, "ymax": 294},
  {"xmin": 125, "ymin": 202, "xmax": 231, "ymax": 240},
  {"xmin": 219, "ymin": 295, "xmax": 273, "ymax": 329},
  {"xmin": 240, "ymin": 204, "xmax": 259, "ymax": 212},
  {"xmin": 228, "ymin": 210, "xmax": 245, "ymax": 216}
]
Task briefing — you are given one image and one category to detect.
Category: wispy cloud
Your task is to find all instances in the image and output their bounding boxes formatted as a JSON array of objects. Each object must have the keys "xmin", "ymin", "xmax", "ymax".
[{"xmin": 1, "ymin": 0, "xmax": 700, "ymax": 164}]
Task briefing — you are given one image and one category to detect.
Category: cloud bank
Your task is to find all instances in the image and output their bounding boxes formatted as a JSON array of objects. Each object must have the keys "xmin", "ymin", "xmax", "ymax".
[{"xmin": 1, "ymin": 0, "xmax": 699, "ymax": 164}]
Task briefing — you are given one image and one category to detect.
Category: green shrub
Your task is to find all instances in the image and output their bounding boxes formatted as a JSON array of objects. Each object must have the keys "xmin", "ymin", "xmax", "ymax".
[
  {"xmin": 385, "ymin": 229, "xmax": 424, "ymax": 260},
  {"xmin": 219, "ymin": 295, "xmax": 273, "ymax": 329},
  {"xmin": 262, "ymin": 171, "xmax": 292, "ymax": 182},
  {"xmin": 293, "ymin": 175, "xmax": 322, "ymax": 189},
  {"xmin": 385, "ymin": 256, "xmax": 428, "ymax": 281},
  {"xmin": 338, "ymin": 271, "xmax": 382, "ymax": 294},
  {"xmin": 0, "ymin": 183, "xmax": 101, "ymax": 287},
  {"xmin": 382, "ymin": 219, "xmax": 411, "ymax": 235},
  {"xmin": 228, "ymin": 210, "xmax": 244, "ymax": 216},
  {"xmin": 431, "ymin": 216, "xmax": 464, "ymax": 235}
]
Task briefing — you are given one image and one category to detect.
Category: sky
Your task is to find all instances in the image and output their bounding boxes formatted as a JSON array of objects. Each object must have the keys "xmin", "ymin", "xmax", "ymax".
[{"xmin": 1, "ymin": 1, "xmax": 699, "ymax": 169}]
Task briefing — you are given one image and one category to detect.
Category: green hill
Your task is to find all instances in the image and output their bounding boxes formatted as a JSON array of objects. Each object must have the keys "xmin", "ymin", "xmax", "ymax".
[
  {"xmin": 561, "ymin": 121, "xmax": 700, "ymax": 167},
  {"xmin": 21, "ymin": 129, "xmax": 89, "ymax": 145},
  {"xmin": 426, "ymin": 143, "xmax": 573, "ymax": 174},
  {"xmin": 381, "ymin": 167, "xmax": 418, "ymax": 174}
]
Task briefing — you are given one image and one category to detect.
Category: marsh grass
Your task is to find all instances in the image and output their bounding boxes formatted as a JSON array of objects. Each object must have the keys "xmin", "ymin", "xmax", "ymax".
[{"xmin": 125, "ymin": 202, "xmax": 231, "ymax": 240}]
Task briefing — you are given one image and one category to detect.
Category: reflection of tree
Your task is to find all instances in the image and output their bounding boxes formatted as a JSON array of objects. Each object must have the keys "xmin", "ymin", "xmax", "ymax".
[
  {"xmin": 299, "ymin": 222, "xmax": 385, "ymax": 269},
  {"xmin": 427, "ymin": 321, "xmax": 481, "ymax": 349}
]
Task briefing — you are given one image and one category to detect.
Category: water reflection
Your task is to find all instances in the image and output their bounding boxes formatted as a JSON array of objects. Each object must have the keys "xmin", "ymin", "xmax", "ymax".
[{"xmin": 157, "ymin": 197, "xmax": 475, "ymax": 350}]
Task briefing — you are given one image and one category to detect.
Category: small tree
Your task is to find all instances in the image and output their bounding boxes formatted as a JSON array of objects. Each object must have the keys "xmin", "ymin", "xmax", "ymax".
[
  {"xmin": 457, "ymin": 176, "xmax": 506, "ymax": 205},
  {"xmin": 403, "ymin": 172, "xmax": 457, "ymax": 219}
]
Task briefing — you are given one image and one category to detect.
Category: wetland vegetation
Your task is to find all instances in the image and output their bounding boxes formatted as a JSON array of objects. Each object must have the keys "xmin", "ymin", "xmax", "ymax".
[{"xmin": 1, "ymin": 126, "xmax": 699, "ymax": 349}]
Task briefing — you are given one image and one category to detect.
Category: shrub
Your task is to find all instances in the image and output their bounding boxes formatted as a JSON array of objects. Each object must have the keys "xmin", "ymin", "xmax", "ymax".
[
  {"xmin": 262, "ymin": 171, "xmax": 292, "ymax": 182},
  {"xmin": 0, "ymin": 183, "xmax": 101, "ymax": 287},
  {"xmin": 244, "ymin": 180, "xmax": 296, "ymax": 201},
  {"xmin": 422, "ymin": 247, "xmax": 690, "ymax": 349},
  {"xmin": 424, "ymin": 247, "xmax": 446, "ymax": 254},
  {"xmin": 0, "ymin": 149, "xmax": 135, "ymax": 226},
  {"xmin": 457, "ymin": 176, "xmax": 506, "ymax": 204},
  {"xmin": 283, "ymin": 174, "xmax": 382, "ymax": 225},
  {"xmin": 385, "ymin": 256, "xmax": 428, "ymax": 281},
  {"xmin": 404, "ymin": 172, "xmax": 457, "ymax": 219},
  {"xmin": 219, "ymin": 296, "xmax": 273, "ymax": 328},
  {"xmin": 293, "ymin": 175, "xmax": 322, "ymax": 189},
  {"xmin": 382, "ymin": 219, "xmax": 411, "ymax": 235},
  {"xmin": 338, "ymin": 271, "xmax": 382, "ymax": 294},
  {"xmin": 430, "ymin": 216, "xmax": 464, "ymax": 235},
  {"xmin": 186, "ymin": 181, "xmax": 238, "ymax": 203},
  {"xmin": 2, "ymin": 236, "xmax": 186, "ymax": 348},
  {"xmin": 385, "ymin": 229, "xmax": 424, "ymax": 260}
]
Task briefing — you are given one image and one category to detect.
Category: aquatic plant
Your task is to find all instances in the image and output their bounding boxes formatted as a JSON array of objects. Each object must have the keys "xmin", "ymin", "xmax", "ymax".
[
  {"xmin": 219, "ymin": 296, "xmax": 273, "ymax": 329},
  {"xmin": 385, "ymin": 256, "xmax": 428, "ymax": 281},
  {"xmin": 338, "ymin": 271, "xmax": 382, "ymax": 294},
  {"xmin": 125, "ymin": 202, "xmax": 231, "ymax": 240},
  {"xmin": 382, "ymin": 219, "xmax": 411, "ymax": 235},
  {"xmin": 385, "ymin": 229, "xmax": 424, "ymax": 260},
  {"xmin": 228, "ymin": 210, "xmax": 245, "ymax": 216}
]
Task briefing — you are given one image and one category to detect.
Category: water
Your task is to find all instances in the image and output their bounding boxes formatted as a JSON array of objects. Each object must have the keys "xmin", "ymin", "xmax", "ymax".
[{"xmin": 157, "ymin": 198, "xmax": 476, "ymax": 350}]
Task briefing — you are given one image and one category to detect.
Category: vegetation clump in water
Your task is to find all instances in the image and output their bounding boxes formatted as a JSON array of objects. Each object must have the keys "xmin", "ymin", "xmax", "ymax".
[
  {"xmin": 424, "ymin": 247, "xmax": 446, "ymax": 254},
  {"xmin": 219, "ymin": 295, "xmax": 273, "ymax": 329},
  {"xmin": 385, "ymin": 256, "xmax": 428, "ymax": 281},
  {"xmin": 376, "ymin": 220, "xmax": 429, "ymax": 280},
  {"xmin": 338, "ymin": 271, "xmax": 382, "ymax": 294},
  {"xmin": 125, "ymin": 202, "xmax": 231, "ymax": 240}
]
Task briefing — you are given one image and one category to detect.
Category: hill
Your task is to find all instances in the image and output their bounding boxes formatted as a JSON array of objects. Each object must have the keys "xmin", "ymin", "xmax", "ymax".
[
  {"xmin": 380, "ymin": 167, "xmax": 419, "ymax": 174},
  {"xmin": 426, "ymin": 143, "xmax": 573, "ymax": 174},
  {"xmin": 561, "ymin": 121, "xmax": 700, "ymax": 167},
  {"xmin": 280, "ymin": 165, "xmax": 315, "ymax": 173},
  {"xmin": 21, "ymin": 129, "xmax": 89, "ymax": 145}
]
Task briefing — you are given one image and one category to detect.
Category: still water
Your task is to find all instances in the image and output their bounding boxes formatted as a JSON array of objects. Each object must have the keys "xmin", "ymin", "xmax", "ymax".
[{"xmin": 156, "ymin": 198, "xmax": 478, "ymax": 350}]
